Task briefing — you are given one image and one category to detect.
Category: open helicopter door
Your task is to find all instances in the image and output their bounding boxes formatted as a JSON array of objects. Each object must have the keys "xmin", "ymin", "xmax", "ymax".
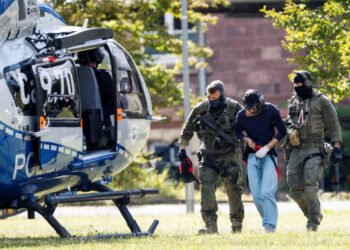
[
  {"xmin": 73, "ymin": 45, "xmax": 118, "ymax": 152},
  {"xmin": 32, "ymin": 56, "xmax": 82, "ymax": 171}
]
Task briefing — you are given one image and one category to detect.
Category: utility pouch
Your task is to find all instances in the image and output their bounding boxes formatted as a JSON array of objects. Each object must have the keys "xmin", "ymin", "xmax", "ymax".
[
  {"xmin": 287, "ymin": 128, "xmax": 300, "ymax": 146},
  {"xmin": 323, "ymin": 143, "xmax": 333, "ymax": 168}
]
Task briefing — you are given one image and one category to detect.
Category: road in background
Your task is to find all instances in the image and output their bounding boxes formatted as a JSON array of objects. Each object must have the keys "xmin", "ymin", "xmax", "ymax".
[{"xmin": 15, "ymin": 201, "xmax": 350, "ymax": 217}]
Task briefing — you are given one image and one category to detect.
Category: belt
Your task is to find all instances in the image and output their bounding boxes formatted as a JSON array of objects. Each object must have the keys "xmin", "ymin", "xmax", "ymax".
[
  {"xmin": 294, "ymin": 142, "xmax": 323, "ymax": 149},
  {"xmin": 201, "ymin": 147, "xmax": 234, "ymax": 155}
]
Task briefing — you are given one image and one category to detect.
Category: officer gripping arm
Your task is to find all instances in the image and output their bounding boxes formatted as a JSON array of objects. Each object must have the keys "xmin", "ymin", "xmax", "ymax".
[{"xmin": 178, "ymin": 80, "xmax": 245, "ymax": 234}]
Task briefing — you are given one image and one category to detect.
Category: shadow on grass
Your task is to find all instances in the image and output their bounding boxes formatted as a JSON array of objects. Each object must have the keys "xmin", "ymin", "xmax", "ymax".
[{"xmin": 0, "ymin": 234, "xmax": 154, "ymax": 248}]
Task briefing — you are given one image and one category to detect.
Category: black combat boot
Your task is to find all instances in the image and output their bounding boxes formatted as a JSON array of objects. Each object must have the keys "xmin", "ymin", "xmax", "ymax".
[
  {"xmin": 307, "ymin": 214, "xmax": 323, "ymax": 232},
  {"xmin": 198, "ymin": 216, "xmax": 218, "ymax": 235},
  {"xmin": 198, "ymin": 227, "xmax": 218, "ymax": 234},
  {"xmin": 231, "ymin": 220, "xmax": 242, "ymax": 233}
]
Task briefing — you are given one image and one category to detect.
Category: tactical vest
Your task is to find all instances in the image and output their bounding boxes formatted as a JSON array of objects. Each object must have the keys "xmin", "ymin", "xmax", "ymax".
[
  {"xmin": 195, "ymin": 98, "xmax": 241, "ymax": 154},
  {"xmin": 288, "ymin": 90, "xmax": 325, "ymax": 146}
]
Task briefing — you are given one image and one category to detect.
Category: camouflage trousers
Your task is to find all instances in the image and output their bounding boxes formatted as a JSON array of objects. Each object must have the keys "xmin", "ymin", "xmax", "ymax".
[
  {"xmin": 199, "ymin": 151, "xmax": 244, "ymax": 232},
  {"xmin": 287, "ymin": 147, "xmax": 323, "ymax": 226}
]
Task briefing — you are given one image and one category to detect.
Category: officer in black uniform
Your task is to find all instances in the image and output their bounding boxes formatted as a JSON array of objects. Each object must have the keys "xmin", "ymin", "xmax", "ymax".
[
  {"xmin": 78, "ymin": 48, "xmax": 114, "ymax": 126},
  {"xmin": 78, "ymin": 48, "xmax": 114, "ymax": 147}
]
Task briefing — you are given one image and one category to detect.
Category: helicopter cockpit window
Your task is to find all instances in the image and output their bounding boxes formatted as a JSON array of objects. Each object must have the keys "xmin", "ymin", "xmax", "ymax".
[
  {"xmin": 111, "ymin": 44, "xmax": 147, "ymax": 118},
  {"xmin": 118, "ymin": 70, "xmax": 131, "ymax": 92},
  {"xmin": 4, "ymin": 64, "xmax": 36, "ymax": 116},
  {"xmin": 35, "ymin": 59, "xmax": 80, "ymax": 119}
]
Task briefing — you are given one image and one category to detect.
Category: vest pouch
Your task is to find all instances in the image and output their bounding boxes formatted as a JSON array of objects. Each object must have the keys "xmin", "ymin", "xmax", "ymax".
[{"xmin": 287, "ymin": 128, "xmax": 300, "ymax": 146}]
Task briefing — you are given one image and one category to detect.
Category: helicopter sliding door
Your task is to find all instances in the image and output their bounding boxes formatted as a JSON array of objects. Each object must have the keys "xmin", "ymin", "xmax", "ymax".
[{"xmin": 32, "ymin": 57, "xmax": 82, "ymax": 171}]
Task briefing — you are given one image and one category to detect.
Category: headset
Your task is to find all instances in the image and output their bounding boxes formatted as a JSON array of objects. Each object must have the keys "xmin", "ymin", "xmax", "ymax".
[
  {"xmin": 295, "ymin": 70, "xmax": 312, "ymax": 87},
  {"xmin": 243, "ymin": 89, "xmax": 265, "ymax": 109}
]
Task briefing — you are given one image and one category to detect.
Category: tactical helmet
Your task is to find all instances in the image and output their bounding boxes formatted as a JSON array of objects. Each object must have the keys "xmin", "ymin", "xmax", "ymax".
[
  {"xmin": 77, "ymin": 47, "xmax": 105, "ymax": 65},
  {"xmin": 294, "ymin": 70, "xmax": 312, "ymax": 87},
  {"xmin": 243, "ymin": 89, "xmax": 264, "ymax": 110}
]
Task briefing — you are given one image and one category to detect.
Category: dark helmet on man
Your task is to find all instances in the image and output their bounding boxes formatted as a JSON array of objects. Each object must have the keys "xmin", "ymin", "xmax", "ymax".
[
  {"xmin": 293, "ymin": 70, "xmax": 312, "ymax": 87},
  {"xmin": 206, "ymin": 80, "xmax": 226, "ymax": 110},
  {"xmin": 243, "ymin": 89, "xmax": 264, "ymax": 110},
  {"xmin": 206, "ymin": 80, "xmax": 225, "ymax": 96},
  {"xmin": 77, "ymin": 47, "xmax": 105, "ymax": 65},
  {"xmin": 293, "ymin": 70, "xmax": 313, "ymax": 100}
]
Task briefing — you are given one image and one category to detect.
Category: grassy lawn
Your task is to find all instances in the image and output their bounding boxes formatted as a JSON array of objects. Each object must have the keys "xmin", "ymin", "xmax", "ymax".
[{"xmin": 0, "ymin": 208, "xmax": 350, "ymax": 249}]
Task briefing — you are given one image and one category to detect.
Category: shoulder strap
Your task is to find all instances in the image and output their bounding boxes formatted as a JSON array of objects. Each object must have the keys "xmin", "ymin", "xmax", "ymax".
[{"xmin": 224, "ymin": 98, "xmax": 238, "ymax": 113}]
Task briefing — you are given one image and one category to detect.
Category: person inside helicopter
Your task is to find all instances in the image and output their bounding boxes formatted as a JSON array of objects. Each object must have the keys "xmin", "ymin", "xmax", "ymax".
[{"xmin": 77, "ymin": 48, "xmax": 114, "ymax": 149}]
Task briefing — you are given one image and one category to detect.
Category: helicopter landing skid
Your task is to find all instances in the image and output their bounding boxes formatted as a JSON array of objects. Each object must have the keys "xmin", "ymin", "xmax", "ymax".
[{"xmin": 18, "ymin": 184, "xmax": 159, "ymax": 239}]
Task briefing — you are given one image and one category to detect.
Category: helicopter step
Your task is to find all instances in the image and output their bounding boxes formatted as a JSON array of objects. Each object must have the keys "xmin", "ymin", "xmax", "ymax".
[{"xmin": 18, "ymin": 183, "xmax": 159, "ymax": 239}]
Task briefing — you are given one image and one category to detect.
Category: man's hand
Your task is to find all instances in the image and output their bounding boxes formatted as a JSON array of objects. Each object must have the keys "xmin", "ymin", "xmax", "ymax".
[
  {"xmin": 178, "ymin": 149, "xmax": 187, "ymax": 161},
  {"xmin": 331, "ymin": 147, "xmax": 342, "ymax": 163},
  {"xmin": 255, "ymin": 146, "xmax": 269, "ymax": 158},
  {"xmin": 266, "ymin": 138, "xmax": 278, "ymax": 150},
  {"xmin": 244, "ymin": 137, "xmax": 256, "ymax": 150}
]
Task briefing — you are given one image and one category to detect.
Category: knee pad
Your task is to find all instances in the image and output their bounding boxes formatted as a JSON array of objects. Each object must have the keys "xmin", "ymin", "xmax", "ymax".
[{"xmin": 290, "ymin": 189, "xmax": 302, "ymax": 199}]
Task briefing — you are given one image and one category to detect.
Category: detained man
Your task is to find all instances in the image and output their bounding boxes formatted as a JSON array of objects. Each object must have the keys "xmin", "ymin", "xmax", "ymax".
[{"xmin": 235, "ymin": 89, "xmax": 286, "ymax": 232}]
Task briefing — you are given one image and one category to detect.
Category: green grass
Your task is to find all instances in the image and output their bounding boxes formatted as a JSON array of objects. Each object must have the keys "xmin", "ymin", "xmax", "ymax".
[{"xmin": 1, "ymin": 209, "xmax": 350, "ymax": 249}]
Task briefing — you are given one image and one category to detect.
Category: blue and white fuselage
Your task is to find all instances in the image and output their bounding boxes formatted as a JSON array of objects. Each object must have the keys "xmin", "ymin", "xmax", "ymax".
[{"xmin": 0, "ymin": 0, "xmax": 153, "ymax": 213}]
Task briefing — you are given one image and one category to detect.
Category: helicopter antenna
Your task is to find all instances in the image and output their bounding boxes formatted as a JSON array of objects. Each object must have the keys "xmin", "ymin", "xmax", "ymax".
[{"xmin": 82, "ymin": 19, "xmax": 89, "ymax": 29}]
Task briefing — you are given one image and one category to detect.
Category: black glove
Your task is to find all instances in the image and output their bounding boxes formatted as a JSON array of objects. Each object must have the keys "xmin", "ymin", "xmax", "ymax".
[
  {"xmin": 331, "ymin": 147, "xmax": 342, "ymax": 164},
  {"xmin": 179, "ymin": 155, "xmax": 195, "ymax": 183},
  {"xmin": 178, "ymin": 149, "xmax": 187, "ymax": 161}
]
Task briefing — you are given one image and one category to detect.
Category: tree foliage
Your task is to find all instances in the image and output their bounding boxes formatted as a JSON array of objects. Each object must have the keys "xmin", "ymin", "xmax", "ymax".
[
  {"xmin": 262, "ymin": 0, "xmax": 350, "ymax": 102},
  {"xmin": 52, "ymin": 0, "xmax": 228, "ymax": 111}
]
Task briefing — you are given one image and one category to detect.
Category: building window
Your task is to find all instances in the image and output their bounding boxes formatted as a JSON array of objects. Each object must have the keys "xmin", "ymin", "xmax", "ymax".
[{"xmin": 145, "ymin": 13, "xmax": 197, "ymax": 66}]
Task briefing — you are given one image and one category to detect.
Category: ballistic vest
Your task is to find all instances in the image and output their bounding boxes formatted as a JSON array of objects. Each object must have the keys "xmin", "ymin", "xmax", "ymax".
[{"xmin": 194, "ymin": 98, "xmax": 241, "ymax": 154}]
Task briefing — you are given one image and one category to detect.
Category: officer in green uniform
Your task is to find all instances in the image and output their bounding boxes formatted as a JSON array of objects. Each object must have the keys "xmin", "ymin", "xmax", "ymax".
[
  {"xmin": 285, "ymin": 70, "xmax": 342, "ymax": 231},
  {"xmin": 178, "ymin": 80, "xmax": 244, "ymax": 234}
]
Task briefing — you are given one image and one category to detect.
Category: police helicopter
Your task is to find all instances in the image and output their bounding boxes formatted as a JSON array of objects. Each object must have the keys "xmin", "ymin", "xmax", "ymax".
[{"xmin": 0, "ymin": 0, "xmax": 161, "ymax": 238}]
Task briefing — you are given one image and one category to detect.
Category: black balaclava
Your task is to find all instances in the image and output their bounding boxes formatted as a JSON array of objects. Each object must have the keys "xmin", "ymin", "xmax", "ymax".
[
  {"xmin": 293, "ymin": 73, "xmax": 312, "ymax": 100},
  {"xmin": 209, "ymin": 94, "xmax": 226, "ymax": 113}
]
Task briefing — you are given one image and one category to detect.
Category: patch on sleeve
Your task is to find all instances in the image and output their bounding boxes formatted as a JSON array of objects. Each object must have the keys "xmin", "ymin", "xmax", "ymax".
[{"xmin": 328, "ymin": 102, "xmax": 337, "ymax": 115}]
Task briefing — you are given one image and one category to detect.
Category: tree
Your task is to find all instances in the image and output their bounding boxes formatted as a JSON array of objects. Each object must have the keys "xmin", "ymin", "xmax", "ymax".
[
  {"xmin": 52, "ymin": 0, "xmax": 229, "ymax": 111},
  {"xmin": 262, "ymin": 0, "xmax": 350, "ymax": 102}
]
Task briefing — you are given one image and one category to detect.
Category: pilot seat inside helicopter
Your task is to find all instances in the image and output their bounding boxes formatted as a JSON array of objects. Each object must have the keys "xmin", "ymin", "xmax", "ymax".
[{"xmin": 76, "ymin": 48, "xmax": 114, "ymax": 151}]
